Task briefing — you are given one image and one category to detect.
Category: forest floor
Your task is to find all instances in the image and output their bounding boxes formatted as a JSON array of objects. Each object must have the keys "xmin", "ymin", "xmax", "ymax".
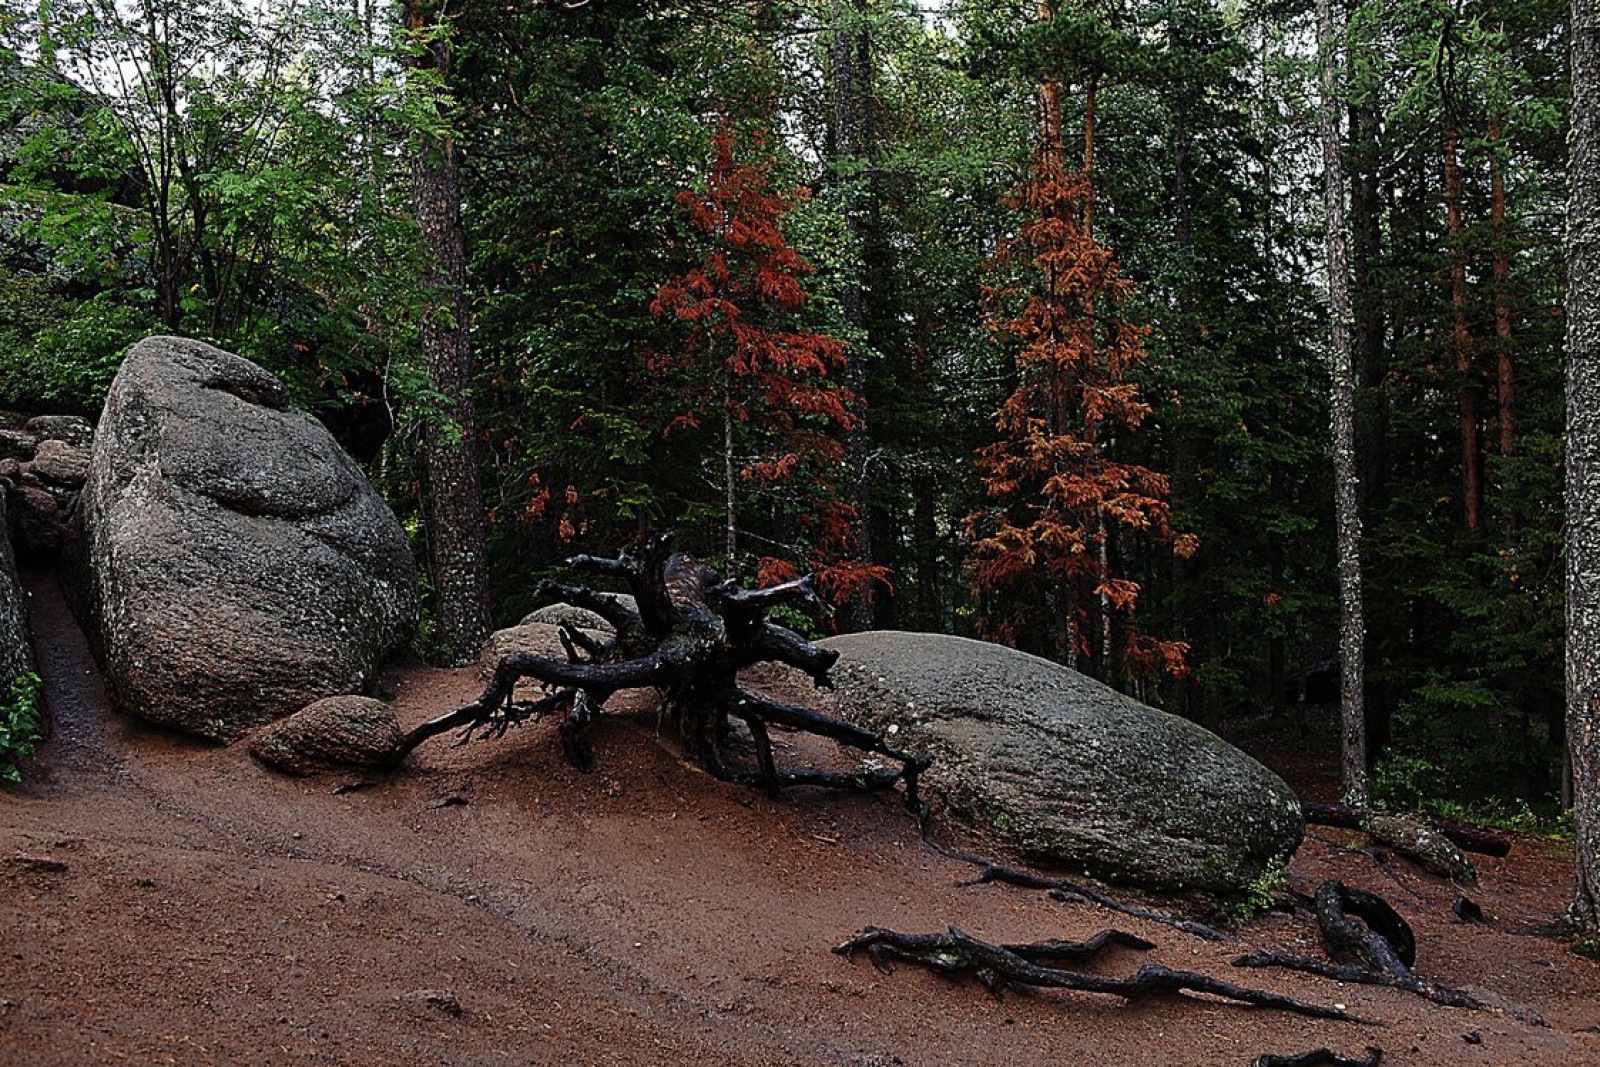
[{"xmin": 3, "ymin": 571, "xmax": 1599, "ymax": 1066}]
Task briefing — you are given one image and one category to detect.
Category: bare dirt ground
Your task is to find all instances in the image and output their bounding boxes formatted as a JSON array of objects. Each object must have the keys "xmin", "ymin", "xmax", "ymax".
[{"xmin": 4, "ymin": 571, "xmax": 1599, "ymax": 1066}]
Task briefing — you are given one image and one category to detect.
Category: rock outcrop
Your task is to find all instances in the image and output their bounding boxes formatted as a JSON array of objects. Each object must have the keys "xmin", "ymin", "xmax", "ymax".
[
  {"xmin": 788, "ymin": 631, "xmax": 1304, "ymax": 894},
  {"xmin": 25, "ymin": 415, "xmax": 95, "ymax": 449},
  {"xmin": 519, "ymin": 592, "xmax": 637, "ymax": 634},
  {"xmin": 77, "ymin": 336, "xmax": 416, "ymax": 741},
  {"xmin": 0, "ymin": 418, "xmax": 92, "ymax": 558}
]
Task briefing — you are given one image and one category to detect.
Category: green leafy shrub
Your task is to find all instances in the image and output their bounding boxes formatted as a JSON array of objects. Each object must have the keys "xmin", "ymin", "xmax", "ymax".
[
  {"xmin": 0, "ymin": 671, "xmax": 44, "ymax": 783},
  {"xmin": 1370, "ymin": 751, "xmax": 1451, "ymax": 812}
]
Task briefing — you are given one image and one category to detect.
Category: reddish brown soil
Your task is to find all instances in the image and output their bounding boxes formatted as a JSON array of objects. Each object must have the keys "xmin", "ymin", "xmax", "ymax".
[{"xmin": 4, "ymin": 572, "xmax": 1599, "ymax": 1066}]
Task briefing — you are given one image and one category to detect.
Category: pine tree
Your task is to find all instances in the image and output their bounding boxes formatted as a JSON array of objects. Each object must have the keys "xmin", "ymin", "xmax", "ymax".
[
  {"xmin": 651, "ymin": 121, "xmax": 885, "ymax": 603},
  {"xmin": 966, "ymin": 149, "xmax": 1194, "ymax": 682},
  {"xmin": 404, "ymin": 1, "xmax": 491, "ymax": 664}
]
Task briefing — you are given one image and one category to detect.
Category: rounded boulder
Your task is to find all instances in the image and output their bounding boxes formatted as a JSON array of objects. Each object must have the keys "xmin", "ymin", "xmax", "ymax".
[
  {"xmin": 805, "ymin": 631, "xmax": 1303, "ymax": 894},
  {"xmin": 249, "ymin": 696, "xmax": 403, "ymax": 775},
  {"xmin": 76, "ymin": 336, "xmax": 417, "ymax": 741}
]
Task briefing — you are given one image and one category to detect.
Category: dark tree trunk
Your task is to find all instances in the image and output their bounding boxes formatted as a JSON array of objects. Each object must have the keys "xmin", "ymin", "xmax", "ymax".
[
  {"xmin": 1443, "ymin": 118, "xmax": 1482, "ymax": 532},
  {"xmin": 1489, "ymin": 111, "xmax": 1515, "ymax": 459},
  {"xmin": 1317, "ymin": 0, "xmax": 1367, "ymax": 806},
  {"xmin": 830, "ymin": 0, "xmax": 879, "ymax": 630},
  {"xmin": 406, "ymin": 1, "xmax": 491, "ymax": 665},
  {"xmin": 1565, "ymin": 0, "xmax": 1600, "ymax": 941}
]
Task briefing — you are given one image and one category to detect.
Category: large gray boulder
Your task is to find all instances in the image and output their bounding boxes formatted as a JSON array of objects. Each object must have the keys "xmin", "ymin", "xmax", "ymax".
[
  {"xmin": 77, "ymin": 336, "xmax": 417, "ymax": 741},
  {"xmin": 477, "ymin": 621, "xmax": 573, "ymax": 680},
  {"xmin": 797, "ymin": 632, "xmax": 1303, "ymax": 894},
  {"xmin": 0, "ymin": 492, "xmax": 33, "ymax": 697}
]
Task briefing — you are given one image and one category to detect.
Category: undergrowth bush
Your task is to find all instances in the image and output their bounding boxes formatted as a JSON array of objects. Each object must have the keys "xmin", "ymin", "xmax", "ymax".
[{"xmin": 1, "ymin": 670, "xmax": 44, "ymax": 783}]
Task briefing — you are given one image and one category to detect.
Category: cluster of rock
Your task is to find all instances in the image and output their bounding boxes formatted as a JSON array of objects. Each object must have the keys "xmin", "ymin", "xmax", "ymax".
[
  {"xmin": 0, "ymin": 336, "xmax": 421, "ymax": 779},
  {"xmin": 3, "ymin": 333, "xmax": 1311, "ymax": 896},
  {"xmin": 0, "ymin": 415, "xmax": 93, "ymax": 559}
]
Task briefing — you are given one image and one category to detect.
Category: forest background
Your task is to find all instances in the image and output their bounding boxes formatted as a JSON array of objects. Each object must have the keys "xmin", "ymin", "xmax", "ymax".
[{"xmin": 0, "ymin": 0, "xmax": 1573, "ymax": 824}]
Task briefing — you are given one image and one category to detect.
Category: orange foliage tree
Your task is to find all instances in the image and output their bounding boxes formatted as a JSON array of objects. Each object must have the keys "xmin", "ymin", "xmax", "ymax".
[
  {"xmin": 651, "ymin": 120, "xmax": 887, "ymax": 605},
  {"xmin": 966, "ymin": 151, "xmax": 1195, "ymax": 682}
]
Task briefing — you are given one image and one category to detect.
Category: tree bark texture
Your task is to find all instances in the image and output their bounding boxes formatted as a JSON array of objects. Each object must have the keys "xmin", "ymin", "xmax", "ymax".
[
  {"xmin": 406, "ymin": 1, "xmax": 491, "ymax": 665},
  {"xmin": 1565, "ymin": 0, "xmax": 1600, "ymax": 939},
  {"xmin": 1318, "ymin": 0, "xmax": 1368, "ymax": 806}
]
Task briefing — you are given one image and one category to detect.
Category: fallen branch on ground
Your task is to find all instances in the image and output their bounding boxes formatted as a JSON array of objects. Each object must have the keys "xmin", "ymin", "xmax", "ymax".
[
  {"xmin": 1302, "ymin": 803, "xmax": 1509, "ymax": 858},
  {"xmin": 834, "ymin": 925, "xmax": 1359, "ymax": 1021}
]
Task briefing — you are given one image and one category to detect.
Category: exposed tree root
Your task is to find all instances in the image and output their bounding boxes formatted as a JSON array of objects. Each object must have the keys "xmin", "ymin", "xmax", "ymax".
[
  {"xmin": 834, "ymin": 926, "xmax": 1359, "ymax": 1021},
  {"xmin": 1251, "ymin": 1048, "xmax": 1383, "ymax": 1067},
  {"xmin": 1234, "ymin": 881, "xmax": 1484, "ymax": 1010},
  {"xmin": 922, "ymin": 830, "xmax": 1225, "ymax": 941},
  {"xmin": 1304, "ymin": 833, "xmax": 1431, "ymax": 905},
  {"xmin": 395, "ymin": 534, "xmax": 928, "ymax": 802}
]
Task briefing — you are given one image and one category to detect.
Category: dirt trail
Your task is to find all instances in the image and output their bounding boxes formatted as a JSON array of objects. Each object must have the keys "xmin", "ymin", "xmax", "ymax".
[{"xmin": 3, "ymin": 572, "xmax": 1599, "ymax": 1065}]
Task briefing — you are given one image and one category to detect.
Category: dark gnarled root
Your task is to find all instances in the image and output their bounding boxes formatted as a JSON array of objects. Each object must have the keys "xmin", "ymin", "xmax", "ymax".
[
  {"xmin": 920, "ymin": 829, "xmax": 1224, "ymax": 941},
  {"xmin": 725, "ymin": 687, "xmax": 929, "ymax": 807},
  {"xmin": 1251, "ymin": 1049, "xmax": 1384, "ymax": 1067},
  {"xmin": 397, "ymin": 535, "xmax": 927, "ymax": 807},
  {"xmin": 834, "ymin": 926, "xmax": 1358, "ymax": 1021},
  {"xmin": 1233, "ymin": 881, "xmax": 1487, "ymax": 1012}
]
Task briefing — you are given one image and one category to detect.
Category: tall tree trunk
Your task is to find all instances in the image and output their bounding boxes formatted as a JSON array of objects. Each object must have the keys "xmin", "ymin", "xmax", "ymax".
[
  {"xmin": 724, "ymin": 366, "xmax": 738, "ymax": 564},
  {"xmin": 830, "ymin": 0, "xmax": 877, "ymax": 630},
  {"xmin": 1318, "ymin": 0, "xmax": 1368, "ymax": 806},
  {"xmin": 1037, "ymin": 1, "xmax": 1065, "ymax": 168},
  {"xmin": 1564, "ymin": 0, "xmax": 1600, "ymax": 940},
  {"xmin": 406, "ymin": 1, "xmax": 491, "ymax": 665},
  {"xmin": 1489, "ymin": 111, "xmax": 1515, "ymax": 457},
  {"xmin": 1443, "ymin": 117, "xmax": 1482, "ymax": 531},
  {"xmin": 1349, "ymin": 84, "xmax": 1391, "ymax": 759}
]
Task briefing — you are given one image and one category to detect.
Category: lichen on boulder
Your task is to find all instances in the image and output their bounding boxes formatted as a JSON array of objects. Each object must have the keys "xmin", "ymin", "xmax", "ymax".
[{"xmin": 777, "ymin": 631, "xmax": 1304, "ymax": 895}]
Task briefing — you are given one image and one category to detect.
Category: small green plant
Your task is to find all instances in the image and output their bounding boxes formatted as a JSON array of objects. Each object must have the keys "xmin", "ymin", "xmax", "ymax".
[
  {"xmin": 1227, "ymin": 858, "xmax": 1291, "ymax": 924},
  {"xmin": 0, "ymin": 671, "xmax": 45, "ymax": 783}
]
